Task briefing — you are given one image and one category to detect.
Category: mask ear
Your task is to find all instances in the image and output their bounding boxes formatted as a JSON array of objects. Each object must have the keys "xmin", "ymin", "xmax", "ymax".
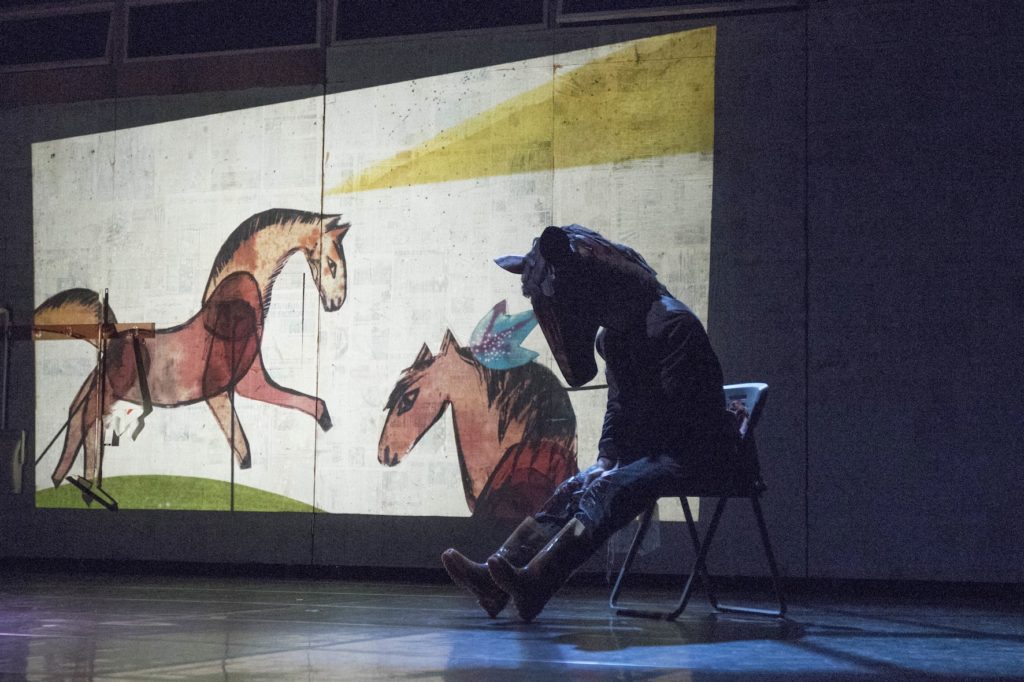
[
  {"xmin": 539, "ymin": 226, "xmax": 573, "ymax": 266},
  {"xmin": 494, "ymin": 255, "xmax": 525, "ymax": 274}
]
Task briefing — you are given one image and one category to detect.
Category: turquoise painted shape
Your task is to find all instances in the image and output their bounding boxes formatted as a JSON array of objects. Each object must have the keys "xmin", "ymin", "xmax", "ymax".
[{"xmin": 469, "ymin": 300, "xmax": 539, "ymax": 370}]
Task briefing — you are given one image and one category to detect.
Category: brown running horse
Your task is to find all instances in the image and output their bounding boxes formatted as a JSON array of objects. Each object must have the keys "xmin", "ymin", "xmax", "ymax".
[
  {"xmin": 34, "ymin": 208, "xmax": 350, "ymax": 488},
  {"xmin": 378, "ymin": 330, "xmax": 578, "ymax": 520}
]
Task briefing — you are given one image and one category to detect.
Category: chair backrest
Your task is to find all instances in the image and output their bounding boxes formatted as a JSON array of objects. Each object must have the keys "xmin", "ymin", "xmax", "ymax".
[
  {"xmin": 723, "ymin": 383, "xmax": 768, "ymax": 492},
  {"xmin": 723, "ymin": 382, "xmax": 769, "ymax": 441}
]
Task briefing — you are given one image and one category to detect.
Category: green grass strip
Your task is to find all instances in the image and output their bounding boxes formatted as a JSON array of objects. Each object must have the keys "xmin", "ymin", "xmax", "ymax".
[{"xmin": 35, "ymin": 475, "xmax": 319, "ymax": 512}]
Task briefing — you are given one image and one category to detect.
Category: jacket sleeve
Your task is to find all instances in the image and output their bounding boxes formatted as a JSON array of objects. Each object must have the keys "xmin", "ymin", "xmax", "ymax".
[
  {"xmin": 596, "ymin": 329, "xmax": 627, "ymax": 461},
  {"xmin": 598, "ymin": 359, "xmax": 626, "ymax": 461}
]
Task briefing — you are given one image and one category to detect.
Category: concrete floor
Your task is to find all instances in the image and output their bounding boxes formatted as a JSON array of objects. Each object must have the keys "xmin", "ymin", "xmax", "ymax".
[{"xmin": 0, "ymin": 569, "xmax": 1021, "ymax": 680}]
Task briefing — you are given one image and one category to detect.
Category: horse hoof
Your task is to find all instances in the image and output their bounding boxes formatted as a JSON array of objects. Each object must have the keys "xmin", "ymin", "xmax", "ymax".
[
  {"xmin": 239, "ymin": 454, "xmax": 252, "ymax": 469},
  {"xmin": 318, "ymin": 410, "xmax": 333, "ymax": 431}
]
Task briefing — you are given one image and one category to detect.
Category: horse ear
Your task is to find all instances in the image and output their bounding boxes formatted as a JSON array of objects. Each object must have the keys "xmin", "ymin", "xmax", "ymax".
[
  {"xmin": 325, "ymin": 216, "xmax": 350, "ymax": 237},
  {"xmin": 440, "ymin": 330, "xmax": 460, "ymax": 355},
  {"xmin": 539, "ymin": 226, "xmax": 573, "ymax": 266},
  {"xmin": 495, "ymin": 255, "xmax": 525, "ymax": 274},
  {"xmin": 414, "ymin": 343, "xmax": 433, "ymax": 365}
]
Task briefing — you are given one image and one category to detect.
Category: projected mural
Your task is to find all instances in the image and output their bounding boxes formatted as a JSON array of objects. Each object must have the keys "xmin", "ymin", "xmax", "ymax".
[{"xmin": 31, "ymin": 26, "xmax": 716, "ymax": 515}]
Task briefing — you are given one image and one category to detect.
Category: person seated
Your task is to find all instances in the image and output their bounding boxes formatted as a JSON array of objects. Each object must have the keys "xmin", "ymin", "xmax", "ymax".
[{"xmin": 442, "ymin": 224, "xmax": 743, "ymax": 622}]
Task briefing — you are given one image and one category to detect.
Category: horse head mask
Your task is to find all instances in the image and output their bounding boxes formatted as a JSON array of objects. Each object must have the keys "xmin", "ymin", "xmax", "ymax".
[{"xmin": 496, "ymin": 225, "xmax": 665, "ymax": 388}]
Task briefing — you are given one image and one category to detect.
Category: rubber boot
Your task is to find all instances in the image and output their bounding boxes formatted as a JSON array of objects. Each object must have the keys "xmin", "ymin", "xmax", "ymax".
[
  {"xmin": 486, "ymin": 517, "xmax": 593, "ymax": 623},
  {"xmin": 441, "ymin": 517, "xmax": 552, "ymax": 618}
]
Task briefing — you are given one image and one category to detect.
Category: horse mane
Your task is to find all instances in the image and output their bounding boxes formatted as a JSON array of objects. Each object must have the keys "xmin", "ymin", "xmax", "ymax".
[
  {"xmin": 475, "ymin": 348, "xmax": 576, "ymax": 451},
  {"xmin": 207, "ymin": 208, "xmax": 334, "ymax": 284}
]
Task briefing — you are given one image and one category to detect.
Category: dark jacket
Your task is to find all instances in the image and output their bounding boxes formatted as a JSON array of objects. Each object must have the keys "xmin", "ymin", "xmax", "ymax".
[{"xmin": 596, "ymin": 295, "xmax": 734, "ymax": 466}]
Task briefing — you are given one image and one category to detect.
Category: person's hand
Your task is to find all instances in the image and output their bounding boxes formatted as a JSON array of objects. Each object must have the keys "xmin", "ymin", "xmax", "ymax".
[{"xmin": 582, "ymin": 456, "xmax": 616, "ymax": 485}]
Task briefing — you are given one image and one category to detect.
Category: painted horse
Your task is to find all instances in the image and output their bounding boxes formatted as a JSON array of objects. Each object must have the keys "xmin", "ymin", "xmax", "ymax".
[
  {"xmin": 378, "ymin": 321, "xmax": 578, "ymax": 520},
  {"xmin": 34, "ymin": 208, "xmax": 350, "ymax": 488}
]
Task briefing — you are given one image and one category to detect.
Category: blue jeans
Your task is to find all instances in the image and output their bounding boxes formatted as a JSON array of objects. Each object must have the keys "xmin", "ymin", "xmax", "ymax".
[{"xmin": 533, "ymin": 454, "xmax": 701, "ymax": 546}]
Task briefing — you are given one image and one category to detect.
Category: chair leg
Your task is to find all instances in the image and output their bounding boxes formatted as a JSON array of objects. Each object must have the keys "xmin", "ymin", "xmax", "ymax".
[
  {"xmin": 608, "ymin": 504, "xmax": 656, "ymax": 612},
  {"xmin": 665, "ymin": 496, "xmax": 728, "ymax": 620},
  {"xmin": 683, "ymin": 496, "xmax": 721, "ymax": 611},
  {"xmin": 611, "ymin": 496, "xmax": 727, "ymax": 621},
  {"xmin": 752, "ymin": 494, "xmax": 788, "ymax": 617},
  {"xmin": 705, "ymin": 495, "xmax": 787, "ymax": 618},
  {"xmin": 612, "ymin": 495, "xmax": 787, "ymax": 621}
]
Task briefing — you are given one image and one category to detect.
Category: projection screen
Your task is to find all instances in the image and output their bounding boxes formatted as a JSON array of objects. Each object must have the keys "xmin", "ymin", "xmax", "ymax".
[{"xmin": 31, "ymin": 26, "xmax": 716, "ymax": 518}]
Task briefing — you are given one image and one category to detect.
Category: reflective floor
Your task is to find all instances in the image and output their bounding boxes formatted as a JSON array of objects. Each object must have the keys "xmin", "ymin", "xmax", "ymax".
[{"xmin": 1, "ymin": 569, "xmax": 1022, "ymax": 680}]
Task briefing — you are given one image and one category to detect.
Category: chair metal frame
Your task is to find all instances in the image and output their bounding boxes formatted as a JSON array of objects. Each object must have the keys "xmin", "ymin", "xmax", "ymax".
[{"xmin": 609, "ymin": 382, "xmax": 787, "ymax": 620}]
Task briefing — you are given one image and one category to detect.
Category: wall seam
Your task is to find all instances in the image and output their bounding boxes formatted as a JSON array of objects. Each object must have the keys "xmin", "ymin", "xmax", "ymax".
[
  {"xmin": 311, "ymin": 1, "xmax": 332, "ymax": 568},
  {"xmin": 802, "ymin": 3, "xmax": 811, "ymax": 580}
]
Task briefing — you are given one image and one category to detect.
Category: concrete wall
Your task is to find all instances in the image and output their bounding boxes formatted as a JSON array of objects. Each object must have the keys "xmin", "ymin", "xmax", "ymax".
[
  {"xmin": 1, "ymin": 0, "xmax": 1021, "ymax": 583},
  {"xmin": 804, "ymin": 1, "xmax": 1024, "ymax": 581}
]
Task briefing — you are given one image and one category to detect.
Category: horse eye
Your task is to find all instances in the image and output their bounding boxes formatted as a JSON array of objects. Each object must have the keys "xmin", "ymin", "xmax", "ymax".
[
  {"xmin": 327, "ymin": 257, "xmax": 337, "ymax": 278},
  {"xmin": 397, "ymin": 388, "xmax": 419, "ymax": 416}
]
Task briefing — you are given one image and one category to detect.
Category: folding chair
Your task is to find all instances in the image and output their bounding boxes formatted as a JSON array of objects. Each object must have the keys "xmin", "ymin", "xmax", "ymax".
[{"xmin": 609, "ymin": 382, "xmax": 786, "ymax": 619}]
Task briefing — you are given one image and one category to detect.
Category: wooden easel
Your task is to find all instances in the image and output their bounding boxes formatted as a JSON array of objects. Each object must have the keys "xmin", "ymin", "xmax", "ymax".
[{"xmin": 17, "ymin": 291, "xmax": 155, "ymax": 511}]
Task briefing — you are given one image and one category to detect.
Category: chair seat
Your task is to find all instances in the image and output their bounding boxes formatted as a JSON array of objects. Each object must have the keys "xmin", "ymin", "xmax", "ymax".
[
  {"xmin": 677, "ymin": 475, "xmax": 765, "ymax": 498},
  {"xmin": 671, "ymin": 447, "xmax": 766, "ymax": 498}
]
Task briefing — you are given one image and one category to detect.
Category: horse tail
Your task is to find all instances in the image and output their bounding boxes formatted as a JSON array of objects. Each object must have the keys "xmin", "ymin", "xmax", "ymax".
[{"xmin": 34, "ymin": 288, "xmax": 118, "ymax": 347}]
